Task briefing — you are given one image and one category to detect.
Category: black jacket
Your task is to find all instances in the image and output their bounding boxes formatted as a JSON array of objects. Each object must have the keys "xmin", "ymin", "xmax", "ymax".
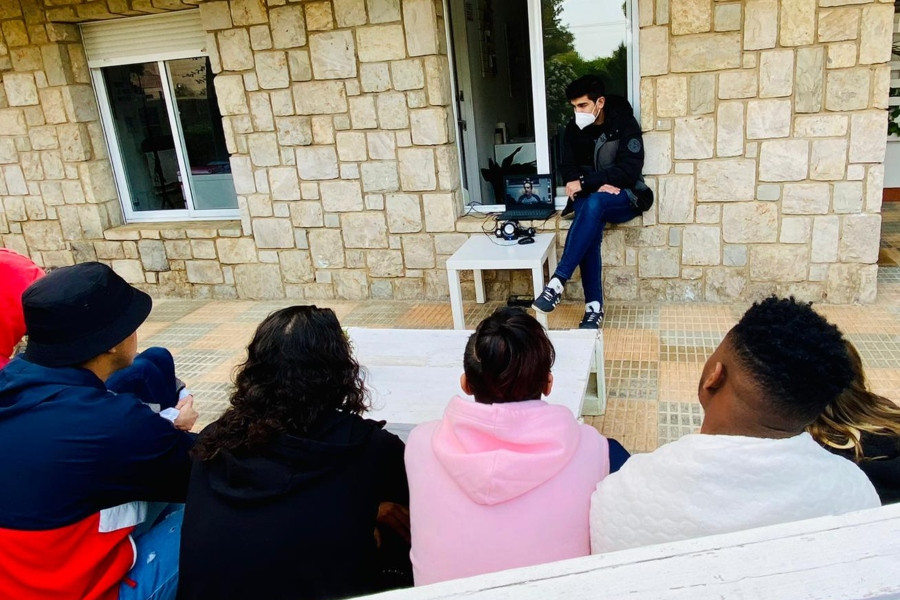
[
  {"xmin": 560, "ymin": 95, "xmax": 644, "ymax": 193},
  {"xmin": 177, "ymin": 412, "xmax": 409, "ymax": 600},
  {"xmin": 829, "ymin": 432, "xmax": 900, "ymax": 505}
]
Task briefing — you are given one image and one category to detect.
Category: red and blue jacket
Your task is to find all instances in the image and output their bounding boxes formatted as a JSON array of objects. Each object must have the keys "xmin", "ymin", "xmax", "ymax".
[{"xmin": 0, "ymin": 358, "xmax": 195, "ymax": 600}]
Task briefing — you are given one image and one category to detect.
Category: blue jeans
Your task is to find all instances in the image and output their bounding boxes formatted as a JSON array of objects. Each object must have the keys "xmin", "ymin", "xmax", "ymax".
[
  {"xmin": 554, "ymin": 191, "xmax": 638, "ymax": 305},
  {"xmin": 119, "ymin": 506, "xmax": 184, "ymax": 600},
  {"xmin": 107, "ymin": 347, "xmax": 179, "ymax": 411}
]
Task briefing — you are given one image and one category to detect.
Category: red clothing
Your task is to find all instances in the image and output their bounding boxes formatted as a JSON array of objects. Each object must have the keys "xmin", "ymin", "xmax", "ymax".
[{"xmin": 0, "ymin": 249, "xmax": 44, "ymax": 368}]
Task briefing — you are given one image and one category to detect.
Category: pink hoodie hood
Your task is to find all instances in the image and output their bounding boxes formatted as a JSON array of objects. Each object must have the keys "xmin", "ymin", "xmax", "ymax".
[{"xmin": 432, "ymin": 396, "xmax": 581, "ymax": 505}]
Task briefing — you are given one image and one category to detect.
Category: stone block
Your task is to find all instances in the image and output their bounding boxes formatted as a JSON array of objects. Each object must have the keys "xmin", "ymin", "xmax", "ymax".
[
  {"xmin": 759, "ymin": 49, "xmax": 794, "ymax": 98},
  {"xmin": 391, "ymin": 59, "xmax": 425, "ymax": 90},
  {"xmin": 360, "ymin": 63, "xmax": 392, "ymax": 93},
  {"xmin": 349, "ymin": 96, "xmax": 378, "ymax": 129},
  {"xmin": 640, "ymin": 27, "xmax": 669, "ymax": 76},
  {"xmin": 318, "ymin": 180, "xmax": 363, "ymax": 212},
  {"xmin": 398, "ymin": 148, "xmax": 436, "ymax": 191},
  {"xmin": 269, "ymin": 167, "xmax": 301, "ymax": 200},
  {"xmin": 723, "ymin": 244, "xmax": 747, "ymax": 267},
  {"xmin": 749, "ymin": 245, "xmax": 808, "ymax": 281},
  {"xmin": 782, "ymin": 183, "xmax": 830, "ymax": 214},
  {"xmin": 718, "ymin": 71, "xmax": 757, "ymax": 99},
  {"xmin": 859, "ymin": 4, "xmax": 893, "ymax": 65},
  {"xmin": 825, "ymin": 68, "xmax": 870, "ymax": 111},
  {"xmin": 200, "ymin": 2, "xmax": 232, "ymax": 30},
  {"xmin": 849, "ymin": 112, "xmax": 887, "ymax": 164},
  {"xmin": 342, "ymin": 212, "xmax": 388, "ymax": 248},
  {"xmin": 309, "ymin": 31, "xmax": 357, "ymax": 80},
  {"xmin": 795, "ymin": 47, "xmax": 824, "ymax": 113},
  {"xmin": 293, "ymin": 81, "xmax": 347, "ymax": 115},
  {"xmin": 234, "ymin": 264, "xmax": 285, "ymax": 299},
  {"xmin": 277, "ymin": 250, "xmax": 313, "ymax": 284},
  {"xmin": 138, "ymin": 239, "xmax": 168, "ymax": 272},
  {"xmin": 377, "ymin": 92, "xmax": 410, "ymax": 129},
  {"xmin": 305, "ymin": 1, "xmax": 334, "ymax": 30},
  {"xmin": 289, "ymin": 202, "xmax": 323, "ymax": 228},
  {"xmin": 673, "ymin": 116, "xmax": 714, "ymax": 159},
  {"xmin": 656, "ymin": 76, "xmax": 688, "ymax": 117},
  {"xmin": 296, "ymin": 146, "xmax": 339, "ymax": 180},
  {"xmin": 357, "ymin": 24, "xmax": 407, "ymax": 62},
  {"xmin": 215, "ymin": 238, "xmax": 257, "ymax": 264},
  {"xmin": 248, "ymin": 133, "xmax": 280, "ymax": 167},
  {"xmin": 670, "ymin": 33, "xmax": 741, "ymax": 72},
  {"xmin": 402, "ymin": 0, "xmax": 439, "ymax": 56},
  {"xmin": 818, "ymin": 7, "xmax": 859, "ymax": 44},
  {"xmin": 697, "ymin": 159, "xmax": 756, "ymax": 202},
  {"xmin": 670, "ymin": 0, "xmax": 711, "ymax": 35},
  {"xmin": 365, "ymin": 249, "xmax": 403, "ymax": 277},
  {"xmin": 866, "ymin": 165, "xmax": 884, "ymax": 214},
  {"xmin": 780, "ymin": 0, "xmax": 816, "ymax": 46},
  {"xmin": 275, "ymin": 116, "xmax": 313, "ymax": 146},
  {"xmin": 400, "ymin": 234, "xmax": 433, "ymax": 269},
  {"xmin": 250, "ymin": 26, "xmax": 273, "ymax": 51},
  {"xmin": 809, "ymin": 139, "xmax": 847, "ymax": 181},
  {"xmin": 111, "ymin": 260, "xmax": 145, "ymax": 284},
  {"xmin": 186, "ymin": 260, "xmax": 224, "ymax": 284},
  {"xmin": 367, "ymin": 131, "xmax": 397, "ymax": 160},
  {"xmin": 287, "ymin": 50, "xmax": 312, "ymax": 82},
  {"xmin": 716, "ymin": 102, "xmax": 744, "ymax": 157},
  {"xmin": 722, "ymin": 202, "xmax": 778, "ymax": 243},
  {"xmin": 219, "ymin": 29, "xmax": 254, "ymax": 71},
  {"xmin": 638, "ymin": 247, "xmax": 680, "ymax": 278},
  {"xmin": 714, "ymin": 3, "xmax": 741, "ymax": 32},
  {"xmin": 657, "ymin": 175, "xmax": 694, "ymax": 223},
  {"xmin": 689, "ymin": 73, "xmax": 716, "ymax": 115},
  {"xmin": 333, "ymin": 270, "xmax": 368, "ymax": 300},
  {"xmin": 744, "ymin": 0, "xmax": 777, "ymax": 50},
  {"xmin": 22, "ymin": 220, "xmax": 64, "ymax": 251},
  {"xmin": 759, "ymin": 140, "xmax": 809, "ymax": 182},
  {"xmin": 746, "ymin": 99, "xmax": 791, "ymax": 139},
  {"xmin": 781, "ymin": 216, "xmax": 812, "ymax": 244},
  {"xmin": 214, "ymin": 75, "xmax": 249, "ymax": 115},
  {"xmin": 252, "ymin": 218, "xmax": 294, "ymax": 249},
  {"xmin": 682, "ymin": 225, "xmax": 720, "ymax": 266},
  {"xmin": 231, "ymin": 0, "xmax": 267, "ymax": 25},
  {"xmin": 839, "ymin": 214, "xmax": 880, "ymax": 263},
  {"xmin": 385, "ymin": 193, "xmax": 424, "ymax": 233},
  {"xmin": 423, "ymin": 192, "xmax": 458, "ymax": 232},
  {"xmin": 335, "ymin": 132, "xmax": 367, "ymax": 162},
  {"xmin": 827, "ymin": 42, "xmax": 857, "ymax": 69},
  {"xmin": 309, "ymin": 229, "xmax": 345, "ymax": 268},
  {"xmin": 833, "ymin": 181, "xmax": 863, "ymax": 213},
  {"xmin": 643, "ymin": 132, "xmax": 672, "ymax": 175},
  {"xmin": 410, "ymin": 107, "xmax": 448, "ymax": 145},
  {"xmin": 191, "ymin": 240, "xmax": 217, "ymax": 260},
  {"xmin": 793, "ymin": 115, "xmax": 847, "ymax": 137},
  {"xmin": 255, "ymin": 52, "xmax": 289, "ymax": 89},
  {"xmin": 4, "ymin": 73, "xmax": 37, "ymax": 106}
]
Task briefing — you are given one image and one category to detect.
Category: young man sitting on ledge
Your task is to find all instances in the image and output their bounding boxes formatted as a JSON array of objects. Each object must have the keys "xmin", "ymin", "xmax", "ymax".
[{"xmin": 532, "ymin": 74, "xmax": 650, "ymax": 329}]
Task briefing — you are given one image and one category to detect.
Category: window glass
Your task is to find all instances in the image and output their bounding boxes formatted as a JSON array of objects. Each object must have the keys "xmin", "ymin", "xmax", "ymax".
[{"xmin": 542, "ymin": 0, "xmax": 630, "ymax": 187}]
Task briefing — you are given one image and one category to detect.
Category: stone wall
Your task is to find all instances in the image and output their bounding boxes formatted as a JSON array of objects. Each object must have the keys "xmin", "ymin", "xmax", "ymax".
[
  {"xmin": 632, "ymin": 0, "xmax": 891, "ymax": 303},
  {"xmin": 0, "ymin": 0, "xmax": 893, "ymax": 303}
]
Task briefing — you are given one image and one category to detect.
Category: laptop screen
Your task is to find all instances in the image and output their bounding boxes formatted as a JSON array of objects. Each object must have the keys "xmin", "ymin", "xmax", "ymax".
[{"xmin": 503, "ymin": 174, "xmax": 554, "ymax": 209}]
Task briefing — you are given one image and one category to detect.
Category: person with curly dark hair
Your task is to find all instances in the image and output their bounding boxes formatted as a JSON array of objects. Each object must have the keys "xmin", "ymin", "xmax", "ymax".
[
  {"xmin": 405, "ymin": 307, "xmax": 628, "ymax": 585},
  {"xmin": 590, "ymin": 296, "xmax": 881, "ymax": 554},
  {"xmin": 177, "ymin": 306, "xmax": 410, "ymax": 600},
  {"xmin": 808, "ymin": 341, "xmax": 900, "ymax": 504}
]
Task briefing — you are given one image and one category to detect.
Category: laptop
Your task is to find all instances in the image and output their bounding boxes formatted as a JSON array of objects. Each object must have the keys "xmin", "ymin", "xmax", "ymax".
[{"xmin": 498, "ymin": 174, "xmax": 556, "ymax": 220}]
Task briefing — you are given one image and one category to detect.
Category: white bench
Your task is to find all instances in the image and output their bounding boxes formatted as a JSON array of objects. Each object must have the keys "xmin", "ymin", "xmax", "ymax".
[
  {"xmin": 347, "ymin": 328, "xmax": 604, "ymax": 424},
  {"xmin": 445, "ymin": 233, "xmax": 557, "ymax": 330},
  {"xmin": 360, "ymin": 503, "xmax": 900, "ymax": 600}
]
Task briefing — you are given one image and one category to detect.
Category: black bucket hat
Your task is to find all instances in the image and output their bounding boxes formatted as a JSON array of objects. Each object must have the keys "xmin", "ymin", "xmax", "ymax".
[{"xmin": 22, "ymin": 262, "xmax": 152, "ymax": 367}]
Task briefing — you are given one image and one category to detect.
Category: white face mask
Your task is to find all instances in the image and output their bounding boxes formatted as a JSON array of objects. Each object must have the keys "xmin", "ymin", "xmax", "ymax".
[{"xmin": 574, "ymin": 102, "xmax": 599, "ymax": 129}]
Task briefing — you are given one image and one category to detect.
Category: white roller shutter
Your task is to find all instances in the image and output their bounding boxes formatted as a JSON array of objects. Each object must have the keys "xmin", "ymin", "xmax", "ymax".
[{"xmin": 81, "ymin": 10, "xmax": 205, "ymax": 68}]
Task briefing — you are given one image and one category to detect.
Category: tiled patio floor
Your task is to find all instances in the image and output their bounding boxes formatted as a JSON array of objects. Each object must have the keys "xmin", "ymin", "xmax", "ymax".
[{"xmin": 140, "ymin": 203, "xmax": 900, "ymax": 454}]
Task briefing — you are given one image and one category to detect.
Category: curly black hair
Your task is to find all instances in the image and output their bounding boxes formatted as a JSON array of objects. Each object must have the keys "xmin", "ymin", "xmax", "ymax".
[
  {"xmin": 728, "ymin": 296, "xmax": 852, "ymax": 427},
  {"xmin": 463, "ymin": 307, "xmax": 555, "ymax": 404},
  {"xmin": 565, "ymin": 74, "xmax": 606, "ymax": 102},
  {"xmin": 192, "ymin": 305, "xmax": 368, "ymax": 461}
]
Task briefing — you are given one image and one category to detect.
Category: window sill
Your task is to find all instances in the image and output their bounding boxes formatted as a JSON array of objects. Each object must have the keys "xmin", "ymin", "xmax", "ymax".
[{"xmin": 103, "ymin": 220, "xmax": 243, "ymax": 241}]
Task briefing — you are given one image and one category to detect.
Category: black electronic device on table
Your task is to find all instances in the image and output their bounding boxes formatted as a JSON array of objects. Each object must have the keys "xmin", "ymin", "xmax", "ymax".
[{"xmin": 497, "ymin": 173, "xmax": 556, "ymax": 221}]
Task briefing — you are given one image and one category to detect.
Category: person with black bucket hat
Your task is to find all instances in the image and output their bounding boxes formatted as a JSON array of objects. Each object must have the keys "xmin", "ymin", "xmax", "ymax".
[{"xmin": 0, "ymin": 262, "xmax": 197, "ymax": 600}]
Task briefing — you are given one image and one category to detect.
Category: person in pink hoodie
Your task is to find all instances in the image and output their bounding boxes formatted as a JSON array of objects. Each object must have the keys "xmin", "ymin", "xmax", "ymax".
[
  {"xmin": 405, "ymin": 307, "xmax": 628, "ymax": 585},
  {"xmin": 0, "ymin": 249, "xmax": 44, "ymax": 369}
]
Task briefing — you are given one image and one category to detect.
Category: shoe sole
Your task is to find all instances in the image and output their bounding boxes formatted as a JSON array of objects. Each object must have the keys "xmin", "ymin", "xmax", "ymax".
[{"xmin": 531, "ymin": 303, "xmax": 557, "ymax": 314}]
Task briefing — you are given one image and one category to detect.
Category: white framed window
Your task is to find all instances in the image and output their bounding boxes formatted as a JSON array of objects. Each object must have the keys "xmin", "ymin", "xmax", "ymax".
[
  {"xmin": 83, "ymin": 12, "xmax": 239, "ymax": 223},
  {"xmin": 443, "ymin": 0, "xmax": 639, "ymax": 210}
]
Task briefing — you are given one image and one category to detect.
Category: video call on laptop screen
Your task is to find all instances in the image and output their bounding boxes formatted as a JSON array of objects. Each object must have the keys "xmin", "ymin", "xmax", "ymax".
[{"xmin": 503, "ymin": 174, "xmax": 554, "ymax": 207}]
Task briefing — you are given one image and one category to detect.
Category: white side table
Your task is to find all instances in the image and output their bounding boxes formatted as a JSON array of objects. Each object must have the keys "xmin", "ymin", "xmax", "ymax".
[{"xmin": 445, "ymin": 233, "xmax": 558, "ymax": 329}]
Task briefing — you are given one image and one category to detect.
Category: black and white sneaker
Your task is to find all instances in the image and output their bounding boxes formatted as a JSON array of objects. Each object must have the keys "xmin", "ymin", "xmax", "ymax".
[
  {"xmin": 579, "ymin": 306, "xmax": 604, "ymax": 329},
  {"xmin": 532, "ymin": 279, "xmax": 563, "ymax": 313}
]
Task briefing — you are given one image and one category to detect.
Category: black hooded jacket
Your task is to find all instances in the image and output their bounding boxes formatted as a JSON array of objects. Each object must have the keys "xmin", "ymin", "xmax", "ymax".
[
  {"xmin": 177, "ymin": 412, "xmax": 408, "ymax": 600},
  {"xmin": 560, "ymin": 94, "xmax": 644, "ymax": 193}
]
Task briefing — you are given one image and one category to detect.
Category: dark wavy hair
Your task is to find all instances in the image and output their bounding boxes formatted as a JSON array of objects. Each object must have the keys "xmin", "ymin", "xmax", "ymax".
[
  {"xmin": 566, "ymin": 74, "xmax": 605, "ymax": 102},
  {"xmin": 192, "ymin": 305, "xmax": 368, "ymax": 461},
  {"xmin": 463, "ymin": 307, "xmax": 555, "ymax": 404},
  {"xmin": 729, "ymin": 296, "xmax": 853, "ymax": 428}
]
